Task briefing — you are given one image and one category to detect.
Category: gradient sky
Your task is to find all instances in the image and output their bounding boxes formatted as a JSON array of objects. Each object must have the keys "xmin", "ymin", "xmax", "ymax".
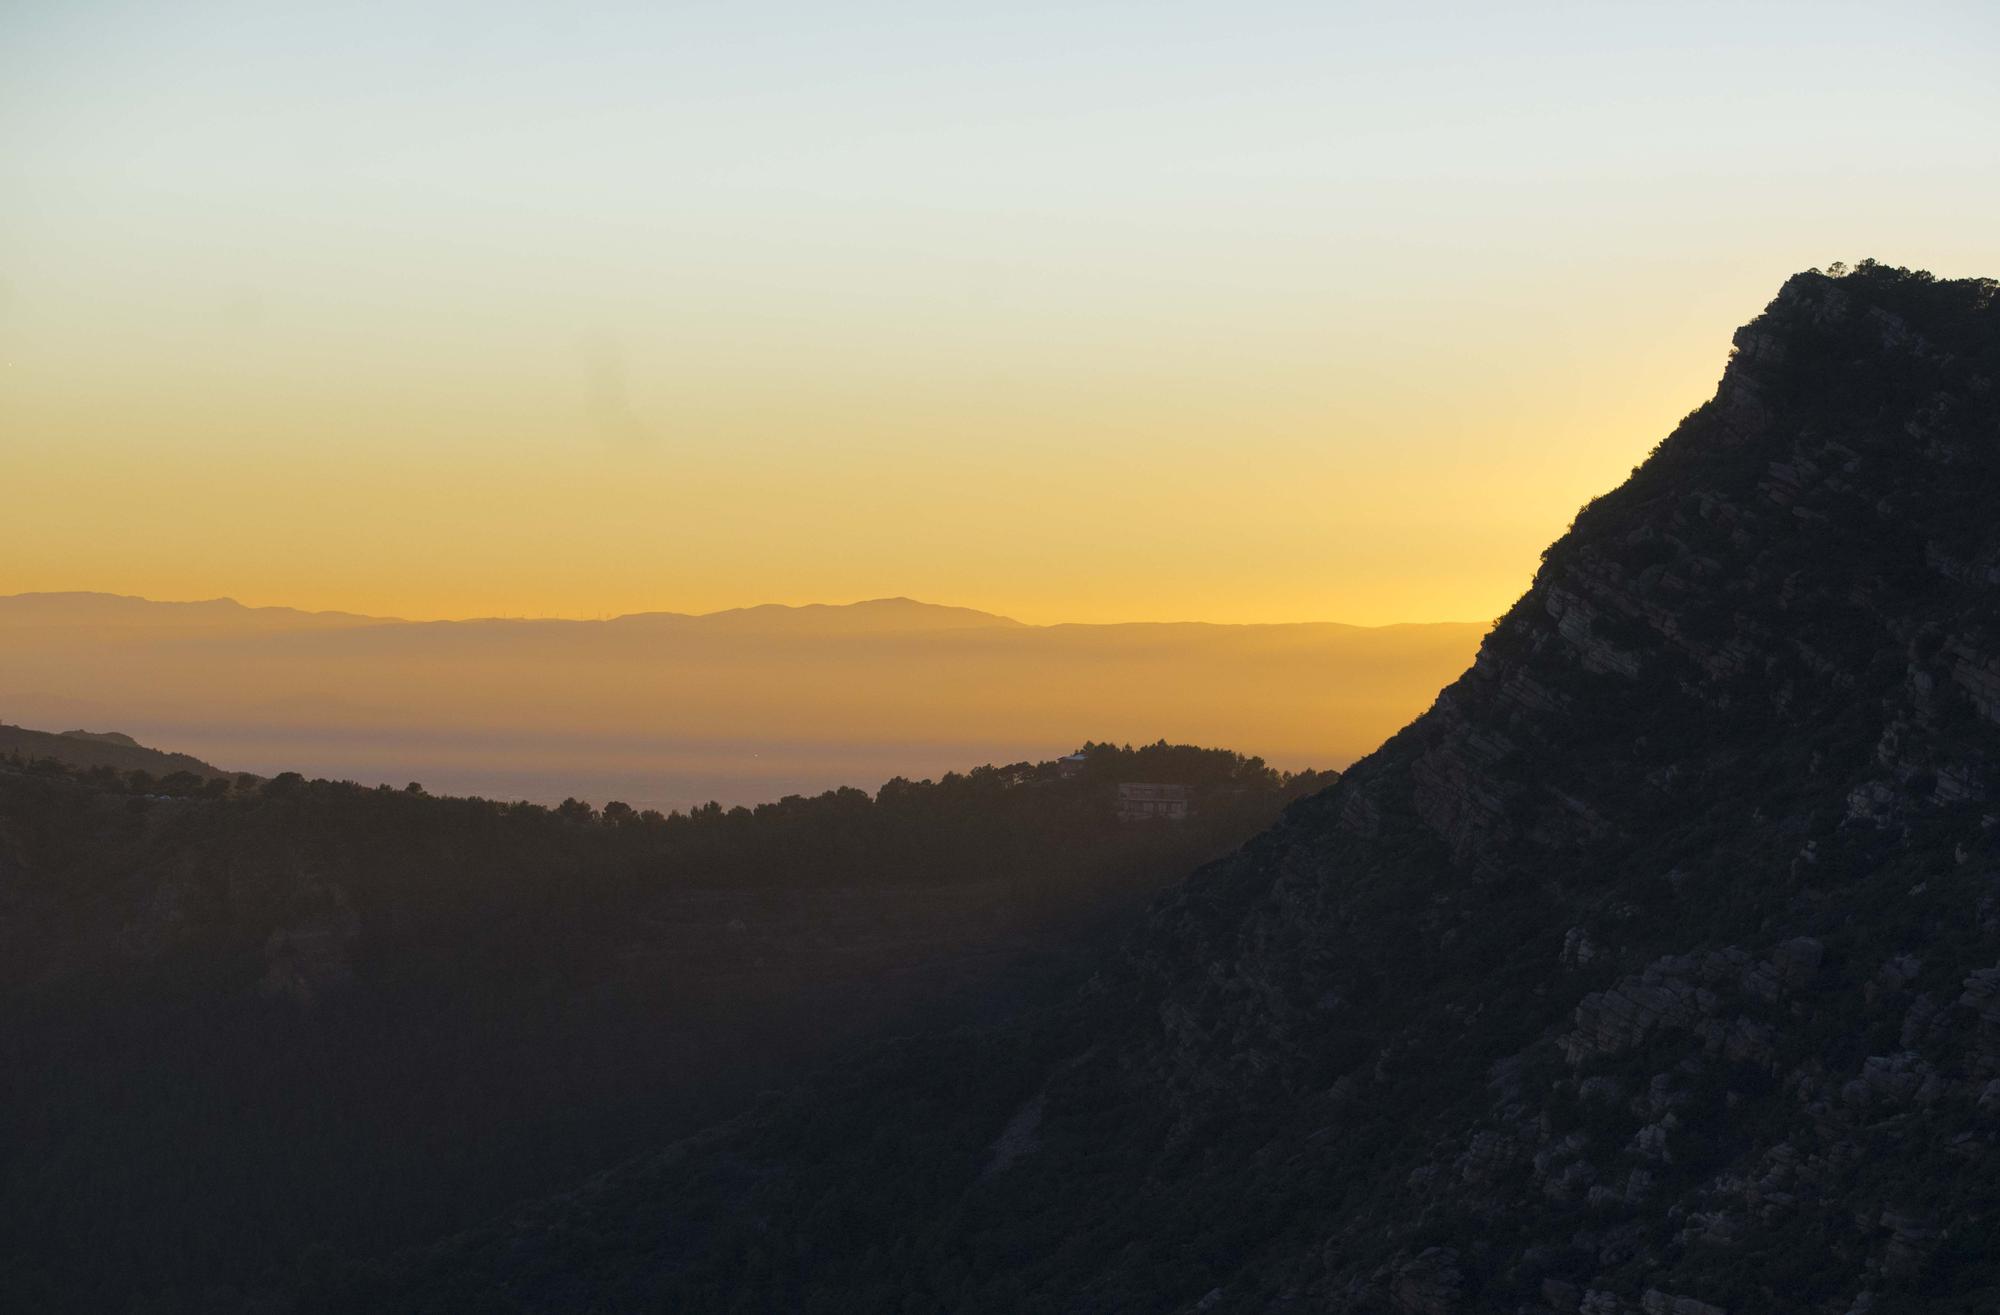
[{"xmin": 4, "ymin": 1, "xmax": 1997, "ymax": 624}]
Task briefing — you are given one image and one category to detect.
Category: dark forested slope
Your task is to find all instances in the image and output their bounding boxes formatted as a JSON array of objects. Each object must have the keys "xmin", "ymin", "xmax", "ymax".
[
  {"xmin": 371, "ymin": 263, "xmax": 2000, "ymax": 1315},
  {"xmin": 0, "ymin": 742, "xmax": 1323, "ymax": 1311}
]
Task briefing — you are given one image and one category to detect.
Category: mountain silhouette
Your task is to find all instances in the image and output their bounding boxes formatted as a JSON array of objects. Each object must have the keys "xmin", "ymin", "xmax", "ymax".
[
  {"xmin": 0, "ymin": 721, "xmax": 238, "ymax": 782},
  {"xmin": 0, "ymin": 590, "xmax": 390, "ymax": 630}
]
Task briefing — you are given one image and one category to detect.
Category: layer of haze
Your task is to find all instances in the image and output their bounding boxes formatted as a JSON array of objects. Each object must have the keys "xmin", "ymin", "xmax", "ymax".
[
  {"xmin": 0, "ymin": 593, "xmax": 1485, "ymax": 809},
  {"xmin": 4, "ymin": 2, "xmax": 1998, "ymax": 625}
]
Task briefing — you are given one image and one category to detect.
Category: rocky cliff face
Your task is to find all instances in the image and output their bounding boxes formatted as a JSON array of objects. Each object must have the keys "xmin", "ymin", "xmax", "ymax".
[
  {"xmin": 372, "ymin": 265, "xmax": 2000, "ymax": 1314},
  {"xmin": 1085, "ymin": 265, "xmax": 2000, "ymax": 1313}
]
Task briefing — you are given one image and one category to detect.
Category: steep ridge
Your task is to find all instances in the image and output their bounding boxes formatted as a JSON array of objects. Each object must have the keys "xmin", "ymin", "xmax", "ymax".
[{"xmin": 365, "ymin": 264, "xmax": 2000, "ymax": 1315}]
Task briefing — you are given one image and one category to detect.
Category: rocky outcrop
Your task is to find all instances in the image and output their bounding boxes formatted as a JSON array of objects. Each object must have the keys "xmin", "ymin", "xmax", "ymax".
[{"xmin": 1388, "ymin": 1247, "xmax": 1463, "ymax": 1315}]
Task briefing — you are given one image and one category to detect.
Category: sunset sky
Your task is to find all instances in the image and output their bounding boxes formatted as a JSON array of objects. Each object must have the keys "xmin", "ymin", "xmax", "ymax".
[{"xmin": 5, "ymin": 1, "xmax": 1997, "ymax": 625}]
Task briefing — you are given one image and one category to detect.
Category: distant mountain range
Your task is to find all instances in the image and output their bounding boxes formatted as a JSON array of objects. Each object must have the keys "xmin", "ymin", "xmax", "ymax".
[
  {"xmin": 0, "ymin": 590, "xmax": 387, "ymax": 631},
  {"xmin": 0, "ymin": 590, "xmax": 1030, "ymax": 632},
  {"xmin": 0, "ymin": 592, "xmax": 1485, "ymax": 809},
  {"xmin": 0, "ymin": 588, "xmax": 1462, "ymax": 635}
]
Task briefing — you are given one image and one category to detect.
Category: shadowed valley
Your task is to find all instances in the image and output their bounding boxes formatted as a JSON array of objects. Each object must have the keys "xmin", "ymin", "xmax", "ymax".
[{"xmin": 0, "ymin": 740, "xmax": 1327, "ymax": 1308}]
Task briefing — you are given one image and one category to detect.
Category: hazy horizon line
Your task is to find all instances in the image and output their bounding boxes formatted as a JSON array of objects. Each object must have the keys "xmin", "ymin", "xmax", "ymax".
[{"xmin": 0, "ymin": 588, "xmax": 1496, "ymax": 631}]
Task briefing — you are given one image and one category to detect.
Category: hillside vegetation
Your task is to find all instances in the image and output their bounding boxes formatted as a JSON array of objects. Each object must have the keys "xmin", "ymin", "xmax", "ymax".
[{"xmin": 0, "ymin": 741, "xmax": 1325, "ymax": 1311}]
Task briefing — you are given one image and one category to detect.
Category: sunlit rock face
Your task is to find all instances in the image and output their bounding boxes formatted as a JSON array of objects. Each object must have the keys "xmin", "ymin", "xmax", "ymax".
[{"xmin": 376, "ymin": 266, "xmax": 2000, "ymax": 1314}]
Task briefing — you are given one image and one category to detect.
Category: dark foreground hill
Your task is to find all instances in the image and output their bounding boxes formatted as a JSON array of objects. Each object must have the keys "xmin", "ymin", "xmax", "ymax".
[
  {"xmin": 0, "ymin": 742, "xmax": 1326, "ymax": 1311},
  {"xmin": 353, "ymin": 262, "xmax": 2000, "ymax": 1315}
]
